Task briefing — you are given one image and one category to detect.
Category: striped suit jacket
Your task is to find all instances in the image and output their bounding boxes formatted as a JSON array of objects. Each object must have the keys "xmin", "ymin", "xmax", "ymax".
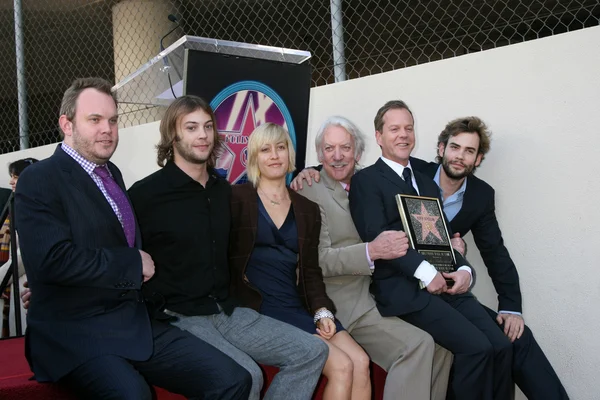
[{"xmin": 14, "ymin": 145, "xmax": 152, "ymax": 382}]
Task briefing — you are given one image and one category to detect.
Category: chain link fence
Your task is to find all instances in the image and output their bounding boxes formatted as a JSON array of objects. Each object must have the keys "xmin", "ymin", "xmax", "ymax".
[{"xmin": 0, "ymin": 0, "xmax": 598, "ymax": 155}]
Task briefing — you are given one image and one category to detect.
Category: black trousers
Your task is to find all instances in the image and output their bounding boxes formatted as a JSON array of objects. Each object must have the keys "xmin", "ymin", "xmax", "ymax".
[
  {"xmin": 401, "ymin": 293, "xmax": 513, "ymax": 400},
  {"xmin": 482, "ymin": 306, "xmax": 569, "ymax": 400},
  {"xmin": 61, "ymin": 320, "xmax": 252, "ymax": 400}
]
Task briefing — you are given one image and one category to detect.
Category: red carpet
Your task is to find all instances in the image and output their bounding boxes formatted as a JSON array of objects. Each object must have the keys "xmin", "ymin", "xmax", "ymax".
[
  {"xmin": 0, "ymin": 337, "xmax": 187, "ymax": 400},
  {"xmin": 0, "ymin": 336, "xmax": 74, "ymax": 399},
  {"xmin": 0, "ymin": 337, "xmax": 387, "ymax": 399}
]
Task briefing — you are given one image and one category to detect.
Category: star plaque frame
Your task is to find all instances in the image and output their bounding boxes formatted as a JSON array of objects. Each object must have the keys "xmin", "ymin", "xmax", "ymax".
[{"xmin": 395, "ymin": 194, "xmax": 457, "ymax": 286}]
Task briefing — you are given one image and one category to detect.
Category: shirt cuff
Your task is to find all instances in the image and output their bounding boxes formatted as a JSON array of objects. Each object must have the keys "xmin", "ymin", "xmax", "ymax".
[
  {"xmin": 366, "ymin": 243, "xmax": 375, "ymax": 272},
  {"xmin": 414, "ymin": 261, "xmax": 438, "ymax": 286},
  {"xmin": 457, "ymin": 266, "xmax": 473, "ymax": 287},
  {"xmin": 499, "ymin": 310, "xmax": 522, "ymax": 316}
]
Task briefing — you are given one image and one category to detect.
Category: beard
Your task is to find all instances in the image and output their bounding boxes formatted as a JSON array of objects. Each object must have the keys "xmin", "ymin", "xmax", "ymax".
[
  {"xmin": 441, "ymin": 157, "xmax": 475, "ymax": 180},
  {"xmin": 174, "ymin": 140, "xmax": 212, "ymax": 165},
  {"xmin": 72, "ymin": 125, "xmax": 117, "ymax": 164}
]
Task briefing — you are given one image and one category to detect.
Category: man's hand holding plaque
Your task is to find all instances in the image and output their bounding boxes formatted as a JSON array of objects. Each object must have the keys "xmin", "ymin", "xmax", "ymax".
[
  {"xmin": 395, "ymin": 194, "xmax": 459, "ymax": 289},
  {"xmin": 368, "ymin": 230, "xmax": 410, "ymax": 260}
]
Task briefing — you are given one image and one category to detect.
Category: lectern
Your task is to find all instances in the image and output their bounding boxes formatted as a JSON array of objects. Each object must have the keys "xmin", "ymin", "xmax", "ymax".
[{"xmin": 113, "ymin": 36, "xmax": 312, "ymax": 184}]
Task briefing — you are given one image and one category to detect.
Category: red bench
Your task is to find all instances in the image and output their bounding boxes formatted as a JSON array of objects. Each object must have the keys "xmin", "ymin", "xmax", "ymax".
[{"xmin": 0, "ymin": 337, "xmax": 387, "ymax": 399}]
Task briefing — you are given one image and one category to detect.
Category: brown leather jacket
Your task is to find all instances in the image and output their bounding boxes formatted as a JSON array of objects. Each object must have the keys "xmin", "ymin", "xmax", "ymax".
[{"xmin": 229, "ymin": 183, "xmax": 336, "ymax": 315}]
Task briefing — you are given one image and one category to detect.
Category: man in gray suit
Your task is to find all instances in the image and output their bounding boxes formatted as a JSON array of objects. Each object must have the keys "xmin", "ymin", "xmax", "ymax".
[{"xmin": 293, "ymin": 116, "xmax": 452, "ymax": 400}]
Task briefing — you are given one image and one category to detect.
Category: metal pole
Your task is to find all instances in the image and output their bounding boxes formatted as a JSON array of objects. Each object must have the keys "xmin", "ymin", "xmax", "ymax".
[
  {"xmin": 14, "ymin": 0, "xmax": 29, "ymax": 150},
  {"xmin": 330, "ymin": 0, "xmax": 347, "ymax": 82},
  {"xmin": 9, "ymin": 197, "xmax": 22, "ymax": 336}
]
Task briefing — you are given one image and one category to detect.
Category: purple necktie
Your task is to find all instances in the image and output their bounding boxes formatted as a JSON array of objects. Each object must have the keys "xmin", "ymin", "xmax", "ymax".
[{"xmin": 94, "ymin": 166, "xmax": 136, "ymax": 247}]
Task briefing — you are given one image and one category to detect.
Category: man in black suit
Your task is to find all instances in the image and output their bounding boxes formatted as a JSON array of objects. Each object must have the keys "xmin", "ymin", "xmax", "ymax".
[
  {"xmin": 349, "ymin": 100, "xmax": 512, "ymax": 400},
  {"xmin": 14, "ymin": 78, "xmax": 251, "ymax": 400},
  {"xmin": 410, "ymin": 116, "xmax": 569, "ymax": 399}
]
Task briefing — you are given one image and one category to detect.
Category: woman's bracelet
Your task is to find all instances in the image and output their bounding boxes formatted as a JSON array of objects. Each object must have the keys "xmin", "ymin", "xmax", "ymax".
[{"xmin": 313, "ymin": 308, "xmax": 335, "ymax": 325}]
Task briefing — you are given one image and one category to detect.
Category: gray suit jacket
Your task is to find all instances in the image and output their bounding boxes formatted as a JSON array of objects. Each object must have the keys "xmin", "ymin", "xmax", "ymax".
[{"xmin": 297, "ymin": 169, "xmax": 376, "ymax": 328}]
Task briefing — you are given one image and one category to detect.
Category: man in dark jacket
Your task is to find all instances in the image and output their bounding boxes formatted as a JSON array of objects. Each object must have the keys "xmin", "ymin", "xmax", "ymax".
[
  {"xmin": 128, "ymin": 95, "xmax": 328, "ymax": 400},
  {"xmin": 16, "ymin": 77, "xmax": 251, "ymax": 400},
  {"xmin": 410, "ymin": 116, "xmax": 569, "ymax": 400}
]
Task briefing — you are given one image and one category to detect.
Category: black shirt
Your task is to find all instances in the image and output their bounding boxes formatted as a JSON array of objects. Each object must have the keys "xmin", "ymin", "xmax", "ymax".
[{"xmin": 128, "ymin": 161, "xmax": 236, "ymax": 316}]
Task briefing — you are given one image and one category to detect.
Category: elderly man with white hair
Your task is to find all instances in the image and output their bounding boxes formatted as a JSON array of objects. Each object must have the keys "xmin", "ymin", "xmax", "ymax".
[{"xmin": 292, "ymin": 116, "xmax": 452, "ymax": 400}]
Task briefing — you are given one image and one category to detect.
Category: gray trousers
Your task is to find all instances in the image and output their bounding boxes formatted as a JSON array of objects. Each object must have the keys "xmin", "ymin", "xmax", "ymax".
[{"xmin": 169, "ymin": 307, "xmax": 328, "ymax": 400}]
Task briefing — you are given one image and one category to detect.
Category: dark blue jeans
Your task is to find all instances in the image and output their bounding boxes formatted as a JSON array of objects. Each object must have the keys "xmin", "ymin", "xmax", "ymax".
[{"xmin": 61, "ymin": 320, "xmax": 251, "ymax": 400}]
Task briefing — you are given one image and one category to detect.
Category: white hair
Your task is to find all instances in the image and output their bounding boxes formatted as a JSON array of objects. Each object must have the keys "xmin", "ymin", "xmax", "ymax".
[{"xmin": 315, "ymin": 116, "xmax": 366, "ymax": 161}]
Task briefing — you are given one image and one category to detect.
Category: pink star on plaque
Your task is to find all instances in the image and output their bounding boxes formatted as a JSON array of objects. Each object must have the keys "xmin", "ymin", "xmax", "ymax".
[{"xmin": 413, "ymin": 203, "xmax": 443, "ymax": 242}]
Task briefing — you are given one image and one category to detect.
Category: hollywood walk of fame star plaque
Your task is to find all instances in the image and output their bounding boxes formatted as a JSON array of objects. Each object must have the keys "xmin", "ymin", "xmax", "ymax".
[{"xmin": 395, "ymin": 194, "xmax": 456, "ymax": 286}]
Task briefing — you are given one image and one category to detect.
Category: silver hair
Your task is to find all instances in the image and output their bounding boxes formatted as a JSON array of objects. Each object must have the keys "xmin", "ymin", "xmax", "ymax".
[{"xmin": 315, "ymin": 116, "xmax": 366, "ymax": 161}]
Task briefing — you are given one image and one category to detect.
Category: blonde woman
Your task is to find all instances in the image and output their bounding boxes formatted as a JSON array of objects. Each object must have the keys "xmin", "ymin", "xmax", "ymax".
[{"xmin": 229, "ymin": 123, "xmax": 371, "ymax": 400}]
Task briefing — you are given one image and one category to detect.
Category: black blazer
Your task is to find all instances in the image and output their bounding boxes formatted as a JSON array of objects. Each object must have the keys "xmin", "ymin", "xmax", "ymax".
[
  {"xmin": 14, "ymin": 145, "xmax": 152, "ymax": 382},
  {"xmin": 229, "ymin": 183, "xmax": 336, "ymax": 315},
  {"xmin": 349, "ymin": 158, "xmax": 471, "ymax": 317},
  {"xmin": 411, "ymin": 157, "xmax": 522, "ymax": 313}
]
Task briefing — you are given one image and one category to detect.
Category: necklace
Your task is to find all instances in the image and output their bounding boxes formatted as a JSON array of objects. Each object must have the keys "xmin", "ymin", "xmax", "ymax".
[{"xmin": 258, "ymin": 187, "xmax": 287, "ymax": 206}]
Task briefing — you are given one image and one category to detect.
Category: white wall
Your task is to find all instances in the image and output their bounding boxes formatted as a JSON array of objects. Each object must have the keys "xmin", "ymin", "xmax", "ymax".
[
  {"xmin": 306, "ymin": 26, "xmax": 600, "ymax": 400},
  {"xmin": 1, "ymin": 25, "xmax": 598, "ymax": 399}
]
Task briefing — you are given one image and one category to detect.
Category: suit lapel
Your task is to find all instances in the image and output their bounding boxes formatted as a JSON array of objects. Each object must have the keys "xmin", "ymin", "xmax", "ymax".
[
  {"xmin": 449, "ymin": 177, "xmax": 471, "ymax": 231},
  {"xmin": 55, "ymin": 147, "xmax": 128, "ymax": 245},
  {"xmin": 321, "ymin": 170, "xmax": 349, "ymax": 212},
  {"xmin": 375, "ymin": 158, "xmax": 416, "ymax": 194},
  {"xmin": 413, "ymin": 172, "xmax": 427, "ymax": 196},
  {"xmin": 414, "ymin": 170, "xmax": 442, "ymax": 198}
]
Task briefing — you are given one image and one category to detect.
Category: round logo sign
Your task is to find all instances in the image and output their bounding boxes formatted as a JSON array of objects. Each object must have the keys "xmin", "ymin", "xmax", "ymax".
[{"xmin": 211, "ymin": 81, "xmax": 296, "ymax": 184}]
